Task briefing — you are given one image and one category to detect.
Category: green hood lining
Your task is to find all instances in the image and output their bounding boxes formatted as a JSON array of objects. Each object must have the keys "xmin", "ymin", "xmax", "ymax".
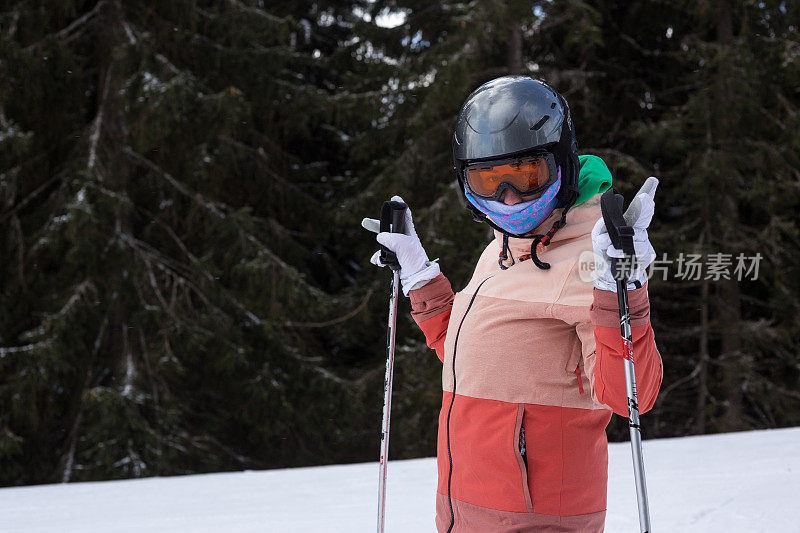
[{"xmin": 574, "ymin": 154, "xmax": 612, "ymax": 206}]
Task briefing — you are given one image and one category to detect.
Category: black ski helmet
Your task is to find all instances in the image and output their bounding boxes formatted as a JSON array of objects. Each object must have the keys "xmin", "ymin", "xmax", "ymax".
[{"xmin": 452, "ymin": 76, "xmax": 580, "ymax": 269}]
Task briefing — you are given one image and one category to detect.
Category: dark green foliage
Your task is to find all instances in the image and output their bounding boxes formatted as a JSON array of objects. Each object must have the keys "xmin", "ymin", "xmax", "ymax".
[
  {"xmin": 0, "ymin": 0, "xmax": 798, "ymax": 487},
  {"xmin": 0, "ymin": 0, "xmax": 382, "ymax": 485}
]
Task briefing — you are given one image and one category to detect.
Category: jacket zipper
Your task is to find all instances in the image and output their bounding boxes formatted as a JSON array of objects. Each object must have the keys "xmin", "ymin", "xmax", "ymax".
[
  {"xmin": 575, "ymin": 365, "xmax": 585, "ymax": 395},
  {"xmin": 446, "ymin": 277, "xmax": 492, "ymax": 533}
]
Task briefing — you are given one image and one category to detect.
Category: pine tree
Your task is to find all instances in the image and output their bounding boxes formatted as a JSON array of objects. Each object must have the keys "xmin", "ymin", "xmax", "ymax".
[
  {"xmin": 633, "ymin": 0, "xmax": 800, "ymax": 433},
  {"xmin": 0, "ymin": 0, "xmax": 390, "ymax": 484},
  {"xmin": 1, "ymin": 0, "xmax": 799, "ymax": 486}
]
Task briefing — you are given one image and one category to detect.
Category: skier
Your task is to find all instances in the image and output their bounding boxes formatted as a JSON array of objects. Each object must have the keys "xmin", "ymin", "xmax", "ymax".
[{"xmin": 362, "ymin": 76, "xmax": 662, "ymax": 532}]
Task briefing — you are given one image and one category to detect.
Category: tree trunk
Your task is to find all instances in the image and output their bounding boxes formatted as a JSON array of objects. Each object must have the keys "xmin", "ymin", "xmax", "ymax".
[
  {"xmin": 714, "ymin": 0, "xmax": 745, "ymax": 432},
  {"xmin": 695, "ymin": 224, "xmax": 711, "ymax": 434},
  {"xmin": 59, "ymin": 0, "xmax": 132, "ymax": 482},
  {"xmin": 506, "ymin": 20, "xmax": 523, "ymax": 74}
]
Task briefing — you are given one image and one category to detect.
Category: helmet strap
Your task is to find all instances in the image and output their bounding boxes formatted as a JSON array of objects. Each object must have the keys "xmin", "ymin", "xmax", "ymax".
[
  {"xmin": 498, "ymin": 233, "xmax": 515, "ymax": 270},
  {"xmin": 529, "ymin": 205, "xmax": 571, "ymax": 270}
]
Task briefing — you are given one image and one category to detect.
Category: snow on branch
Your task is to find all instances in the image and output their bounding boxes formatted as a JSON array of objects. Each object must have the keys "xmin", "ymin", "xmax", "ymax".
[
  {"xmin": 154, "ymin": 53, "xmax": 184, "ymax": 78},
  {"xmin": 50, "ymin": 280, "xmax": 97, "ymax": 319},
  {"xmin": 122, "ymin": 20, "xmax": 136, "ymax": 45},
  {"xmin": 88, "ymin": 65, "xmax": 115, "ymax": 174},
  {"xmin": 0, "ymin": 341, "xmax": 50, "ymax": 357},
  {"xmin": 5, "ymin": 8, "xmax": 20, "ymax": 40}
]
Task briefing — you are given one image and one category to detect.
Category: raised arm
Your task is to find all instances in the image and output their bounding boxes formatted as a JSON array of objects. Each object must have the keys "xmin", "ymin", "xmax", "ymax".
[
  {"xmin": 362, "ymin": 195, "xmax": 447, "ymax": 359},
  {"xmin": 583, "ymin": 285, "xmax": 662, "ymax": 415},
  {"xmin": 585, "ymin": 178, "xmax": 663, "ymax": 415},
  {"xmin": 557, "ymin": 271, "xmax": 663, "ymax": 417}
]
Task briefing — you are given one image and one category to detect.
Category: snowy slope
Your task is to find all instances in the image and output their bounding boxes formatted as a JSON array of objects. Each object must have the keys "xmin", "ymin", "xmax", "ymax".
[{"xmin": 1, "ymin": 427, "xmax": 798, "ymax": 532}]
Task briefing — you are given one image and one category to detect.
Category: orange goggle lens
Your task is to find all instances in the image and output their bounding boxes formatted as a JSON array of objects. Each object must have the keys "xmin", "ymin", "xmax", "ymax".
[{"xmin": 465, "ymin": 157, "xmax": 552, "ymax": 199}]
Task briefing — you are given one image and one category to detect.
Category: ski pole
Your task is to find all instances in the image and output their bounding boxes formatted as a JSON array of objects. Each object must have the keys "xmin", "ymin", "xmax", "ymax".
[
  {"xmin": 377, "ymin": 200, "xmax": 407, "ymax": 533},
  {"xmin": 601, "ymin": 188, "xmax": 652, "ymax": 533}
]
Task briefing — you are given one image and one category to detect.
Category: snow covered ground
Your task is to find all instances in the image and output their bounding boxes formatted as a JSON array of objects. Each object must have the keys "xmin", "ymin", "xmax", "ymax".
[{"xmin": 1, "ymin": 427, "xmax": 798, "ymax": 532}]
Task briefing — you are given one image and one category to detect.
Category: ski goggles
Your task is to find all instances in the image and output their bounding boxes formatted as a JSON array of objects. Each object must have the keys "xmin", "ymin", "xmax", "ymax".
[{"xmin": 463, "ymin": 153, "xmax": 558, "ymax": 200}]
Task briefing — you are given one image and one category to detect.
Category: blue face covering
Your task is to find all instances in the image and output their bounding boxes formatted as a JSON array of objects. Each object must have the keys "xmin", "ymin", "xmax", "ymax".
[{"xmin": 465, "ymin": 167, "xmax": 562, "ymax": 236}]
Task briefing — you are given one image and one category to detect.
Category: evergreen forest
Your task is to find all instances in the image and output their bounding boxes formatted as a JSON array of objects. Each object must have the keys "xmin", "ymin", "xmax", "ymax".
[{"xmin": 1, "ymin": 0, "xmax": 799, "ymax": 486}]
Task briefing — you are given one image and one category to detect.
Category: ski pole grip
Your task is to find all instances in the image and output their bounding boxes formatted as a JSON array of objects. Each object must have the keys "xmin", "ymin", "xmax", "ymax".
[
  {"xmin": 601, "ymin": 189, "xmax": 635, "ymax": 256},
  {"xmin": 601, "ymin": 188, "xmax": 636, "ymax": 283},
  {"xmin": 379, "ymin": 200, "xmax": 407, "ymax": 271}
]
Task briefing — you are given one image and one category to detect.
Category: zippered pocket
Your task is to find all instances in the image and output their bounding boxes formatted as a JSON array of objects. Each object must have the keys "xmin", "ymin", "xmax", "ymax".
[
  {"xmin": 571, "ymin": 349, "xmax": 595, "ymax": 396},
  {"xmin": 513, "ymin": 404, "xmax": 533, "ymax": 513}
]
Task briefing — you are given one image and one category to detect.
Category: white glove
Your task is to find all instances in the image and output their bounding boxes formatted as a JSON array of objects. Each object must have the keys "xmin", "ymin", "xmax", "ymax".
[
  {"xmin": 361, "ymin": 195, "xmax": 441, "ymax": 296},
  {"xmin": 591, "ymin": 177, "xmax": 659, "ymax": 292}
]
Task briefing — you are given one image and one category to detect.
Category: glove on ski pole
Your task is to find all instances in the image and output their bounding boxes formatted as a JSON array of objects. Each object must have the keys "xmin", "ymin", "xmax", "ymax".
[
  {"xmin": 362, "ymin": 196, "xmax": 440, "ymax": 296},
  {"xmin": 591, "ymin": 178, "xmax": 658, "ymax": 292},
  {"xmin": 600, "ymin": 180, "xmax": 657, "ymax": 533}
]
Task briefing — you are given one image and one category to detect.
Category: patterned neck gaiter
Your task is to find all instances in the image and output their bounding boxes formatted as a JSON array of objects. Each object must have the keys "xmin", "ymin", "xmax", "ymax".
[{"xmin": 464, "ymin": 167, "xmax": 561, "ymax": 236}]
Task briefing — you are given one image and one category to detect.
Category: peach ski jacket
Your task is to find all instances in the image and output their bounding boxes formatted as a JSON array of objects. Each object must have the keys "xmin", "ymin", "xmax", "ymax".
[{"xmin": 409, "ymin": 192, "xmax": 663, "ymax": 532}]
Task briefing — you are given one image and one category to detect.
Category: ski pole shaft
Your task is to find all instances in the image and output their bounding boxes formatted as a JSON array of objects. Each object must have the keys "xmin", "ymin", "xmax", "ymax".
[
  {"xmin": 601, "ymin": 189, "xmax": 652, "ymax": 532},
  {"xmin": 616, "ymin": 276, "xmax": 652, "ymax": 533},
  {"xmin": 377, "ymin": 200, "xmax": 407, "ymax": 533},
  {"xmin": 377, "ymin": 269, "xmax": 399, "ymax": 533}
]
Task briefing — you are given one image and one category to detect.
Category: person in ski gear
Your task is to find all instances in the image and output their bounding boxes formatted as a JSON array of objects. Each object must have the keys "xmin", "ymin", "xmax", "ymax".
[{"xmin": 362, "ymin": 76, "xmax": 662, "ymax": 532}]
